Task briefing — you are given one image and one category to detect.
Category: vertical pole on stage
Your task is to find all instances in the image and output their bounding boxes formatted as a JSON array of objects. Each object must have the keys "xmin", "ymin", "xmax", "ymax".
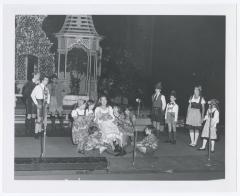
[
  {"xmin": 57, "ymin": 51, "xmax": 60, "ymax": 77},
  {"xmin": 205, "ymin": 106, "xmax": 216, "ymax": 167},
  {"xmin": 208, "ymin": 109, "xmax": 212, "ymax": 161},
  {"xmin": 40, "ymin": 103, "xmax": 47, "ymax": 160},
  {"xmin": 133, "ymin": 100, "xmax": 141, "ymax": 167}
]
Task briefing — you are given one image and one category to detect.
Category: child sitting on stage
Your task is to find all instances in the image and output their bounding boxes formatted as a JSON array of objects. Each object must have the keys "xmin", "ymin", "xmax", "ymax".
[
  {"xmin": 85, "ymin": 99, "xmax": 96, "ymax": 126},
  {"xmin": 198, "ymin": 99, "xmax": 220, "ymax": 153},
  {"xmin": 71, "ymin": 98, "xmax": 88, "ymax": 145},
  {"xmin": 136, "ymin": 125, "xmax": 158, "ymax": 154},
  {"xmin": 83, "ymin": 125, "xmax": 108, "ymax": 154},
  {"xmin": 165, "ymin": 90, "xmax": 179, "ymax": 144}
]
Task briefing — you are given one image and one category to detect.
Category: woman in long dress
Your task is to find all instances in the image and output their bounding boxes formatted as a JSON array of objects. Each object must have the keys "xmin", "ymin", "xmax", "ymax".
[{"xmin": 94, "ymin": 96, "xmax": 123, "ymax": 150}]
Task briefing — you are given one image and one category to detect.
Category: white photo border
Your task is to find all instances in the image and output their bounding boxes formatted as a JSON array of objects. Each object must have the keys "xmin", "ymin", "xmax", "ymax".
[{"xmin": 2, "ymin": 3, "xmax": 237, "ymax": 194}]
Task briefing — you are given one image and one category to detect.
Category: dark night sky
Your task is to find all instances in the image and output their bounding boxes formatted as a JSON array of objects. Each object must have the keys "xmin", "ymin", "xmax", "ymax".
[{"xmin": 42, "ymin": 15, "xmax": 225, "ymax": 122}]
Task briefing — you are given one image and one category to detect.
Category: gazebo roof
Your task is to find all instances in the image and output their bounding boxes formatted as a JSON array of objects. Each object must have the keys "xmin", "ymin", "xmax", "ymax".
[{"xmin": 56, "ymin": 15, "xmax": 100, "ymax": 38}]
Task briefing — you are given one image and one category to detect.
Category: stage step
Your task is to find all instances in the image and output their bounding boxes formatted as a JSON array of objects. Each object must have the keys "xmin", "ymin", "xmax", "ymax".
[{"xmin": 15, "ymin": 157, "xmax": 109, "ymax": 172}]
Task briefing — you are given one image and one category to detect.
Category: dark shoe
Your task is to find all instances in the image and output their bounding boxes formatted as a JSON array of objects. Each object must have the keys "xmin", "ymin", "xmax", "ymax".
[
  {"xmin": 211, "ymin": 150, "xmax": 215, "ymax": 153},
  {"xmin": 115, "ymin": 149, "xmax": 127, "ymax": 156},
  {"xmin": 197, "ymin": 148, "xmax": 206, "ymax": 151}
]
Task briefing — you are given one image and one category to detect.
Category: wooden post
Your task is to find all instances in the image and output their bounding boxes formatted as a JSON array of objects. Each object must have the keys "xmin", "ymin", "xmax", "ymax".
[
  {"xmin": 89, "ymin": 52, "xmax": 92, "ymax": 97},
  {"xmin": 57, "ymin": 51, "xmax": 60, "ymax": 77},
  {"xmin": 86, "ymin": 53, "xmax": 90, "ymax": 94},
  {"xmin": 64, "ymin": 50, "xmax": 68, "ymax": 79}
]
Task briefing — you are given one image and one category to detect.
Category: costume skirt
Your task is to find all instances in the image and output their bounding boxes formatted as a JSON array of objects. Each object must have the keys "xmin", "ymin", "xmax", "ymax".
[
  {"xmin": 26, "ymin": 98, "xmax": 37, "ymax": 114},
  {"xmin": 151, "ymin": 107, "xmax": 164, "ymax": 123},
  {"xmin": 201, "ymin": 119, "xmax": 217, "ymax": 140},
  {"xmin": 186, "ymin": 108, "xmax": 202, "ymax": 130}
]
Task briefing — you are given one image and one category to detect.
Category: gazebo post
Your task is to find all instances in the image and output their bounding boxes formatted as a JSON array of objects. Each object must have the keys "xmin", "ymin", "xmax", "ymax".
[
  {"xmin": 64, "ymin": 50, "xmax": 68, "ymax": 79},
  {"xmin": 57, "ymin": 51, "xmax": 60, "ymax": 77},
  {"xmin": 89, "ymin": 51, "xmax": 92, "ymax": 98}
]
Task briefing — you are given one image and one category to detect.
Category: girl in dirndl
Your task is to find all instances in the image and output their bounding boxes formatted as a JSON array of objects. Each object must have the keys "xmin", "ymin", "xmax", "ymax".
[
  {"xmin": 71, "ymin": 98, "xmax": 88, "ymax": 146},
  {"xmin": 198, "ymin": 99, "xmax": 220, "ymax": 153},
  {"xmin": 151, "ymin": 82, "xmax": 166, "ymax": 137},
  {"xmin": 165, "ymin": 90, "xmax": 179, "ymax": 144},
  {"xmin": 186, "ymin": 85, "xmax": 206, "ymax": 147}
]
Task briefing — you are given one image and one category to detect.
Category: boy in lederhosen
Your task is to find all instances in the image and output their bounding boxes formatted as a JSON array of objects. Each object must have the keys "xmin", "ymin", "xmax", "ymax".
[
  {"xmin": 22, "ymin": 72, "xmax": 40, "ymax": 135},
  {"xmin": 151, "ymin": 82, "xmax": 166, "ymax": 137},
  {"xmin": 31, "ymin": 76, "xmax": 50, "ymax": 139}
]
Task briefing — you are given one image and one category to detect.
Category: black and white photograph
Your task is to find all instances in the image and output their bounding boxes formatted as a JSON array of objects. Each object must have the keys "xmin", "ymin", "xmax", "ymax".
[{"xmin": 1, "ymin": 2, "xmax": 238, "ymax": 194}]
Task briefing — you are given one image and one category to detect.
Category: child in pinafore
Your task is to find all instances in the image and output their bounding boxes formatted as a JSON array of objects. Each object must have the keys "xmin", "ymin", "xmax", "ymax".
[
  {"xmin": 198, "ymin": 99, "xmax": 220, "ymax": 152},
  {"xmin": 165, "ymin": 90, "xmax": 179, "ymax": 144},
  {"xmin": 136, "ymin": 125, "xmax": 158, "ymax": 154},
  {"xmin": 71, "ymin": 98, "xmax": 88, "ymax": 146},
  {"xmin": 151, "ymin": 82, "xmax": 166, "ymax": 136},
  {"xmin": 186, "ymin": 85, "xmax": 206, "ymax": 147}
]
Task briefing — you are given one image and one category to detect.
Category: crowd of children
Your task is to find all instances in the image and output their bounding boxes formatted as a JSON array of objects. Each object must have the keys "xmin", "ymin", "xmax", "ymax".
[{"xmin": 70, "ymin": 81, "xmax": 220, "ymax": 156}]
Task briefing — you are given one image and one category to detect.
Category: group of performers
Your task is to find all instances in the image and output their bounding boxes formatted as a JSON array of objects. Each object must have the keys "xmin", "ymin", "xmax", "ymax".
[
  {"xmin": 152, "ymin": 82, "xmax": 220, "ymax": 153},
  {"xmin": 22, "ymin": 72, "xmax": 65, "ymax": 139},
  {"xmin": 21, "ymin": 72, "xmax": 220, "ymax": 155}
]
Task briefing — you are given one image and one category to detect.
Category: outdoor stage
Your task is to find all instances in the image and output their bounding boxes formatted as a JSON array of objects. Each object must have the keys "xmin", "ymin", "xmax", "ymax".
[{"xmin": 15, "ymin": 124, "xmax": 225, "ymax": 180}]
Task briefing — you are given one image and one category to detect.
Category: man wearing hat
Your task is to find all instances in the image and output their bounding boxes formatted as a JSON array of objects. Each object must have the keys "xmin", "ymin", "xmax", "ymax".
[{"xmin": 151, "ymin": 82, "xmax": 166, "ymax": 137}]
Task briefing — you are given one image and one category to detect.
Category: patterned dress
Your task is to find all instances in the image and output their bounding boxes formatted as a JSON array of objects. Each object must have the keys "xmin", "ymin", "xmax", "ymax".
[
  {"xmin": 71, "ymin": 108, "xmax": 88, "ymax": 145},
  {"xmin": 95, "ymin": 106, "xmax": 123, "ymax": 147},
  {"xmin": 137, "ymin": 134, "xmax": 158, "ymax": 153}
]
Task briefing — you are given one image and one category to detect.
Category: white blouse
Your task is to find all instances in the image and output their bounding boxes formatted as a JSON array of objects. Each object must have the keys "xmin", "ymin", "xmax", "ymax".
[
  {"xmin": 204, "ymin": 108, "xmax": 219, "ymax": 128},
  {"xmin": 165, "ymin": 102, "xmax": 179, "ymax": 122},
  {"xmin": 94, "ymin": 106, "xmax": 115, "ymax": 123},
  {"xmin": 189, "ymin": 96, "xmax": 206, "ymax": 105}
]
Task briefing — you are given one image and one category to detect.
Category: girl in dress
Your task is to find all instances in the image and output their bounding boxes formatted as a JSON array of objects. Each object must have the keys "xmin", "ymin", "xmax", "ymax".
[
  {"xmin": 85, "ymin": 99, "xmax": 96, "ymax": 127},
  {"xmin": 198, "ymin": 99, "xmax": 220, "ymax": 152},
  {"xmin": 151, "ymin": 82, "xmax": 166, "ymax": 137},
  {"xmin": 165, "ymin": 90, "xmax": 179, "ymax": 144},
  {"xmin": 94, "ymin": 96, "xmax": 123, "ymax": 152},
  {"xmin": 84, "ymin": 125, "xmax": 107, "ymax": 154},
  {"xmin": 136, "ymin": 125, "xmax": 158, "ymax": 154},
  {"xmin": 71, "ymin": 98, "xmax": 88, "ymax": 146},
  {"xmin": 186, "ymin": 85, "xmax": 206, "ymax": 147}
]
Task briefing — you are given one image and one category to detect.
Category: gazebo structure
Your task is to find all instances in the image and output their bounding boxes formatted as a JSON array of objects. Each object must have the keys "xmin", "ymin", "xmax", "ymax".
[{"xmin": 55, "ymin": 15, "xmax": 102, "ymax": 101}]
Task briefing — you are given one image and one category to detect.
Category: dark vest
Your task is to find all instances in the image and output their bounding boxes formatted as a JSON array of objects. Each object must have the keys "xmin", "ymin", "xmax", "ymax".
[
  {"xmin": 190, "ymin": 96, "xmax": 202, "ymax": 110},
  {"xmin": 152, "ymin": 94, "xmax": 162, "ymax": 108}
]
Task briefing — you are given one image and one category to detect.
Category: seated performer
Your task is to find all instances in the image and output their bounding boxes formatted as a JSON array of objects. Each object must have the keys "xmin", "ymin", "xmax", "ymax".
[
  {"xmin": 94, "ymin": 96, "xmax": 123, "ymax": 153},
  {"xmin": 81, "ymin": 125, "xmax": 108, "ymax": 154},
  {"xmin": 71, "ymin": 98, "xmax": 88, "ymax": 145},
  {"xmin": 136, "ymin": 125, "xmax": 158, "ymax": 154},
  {"xmin": 31, "ymin": 76, "xmax": 50, "ymax": 139}
]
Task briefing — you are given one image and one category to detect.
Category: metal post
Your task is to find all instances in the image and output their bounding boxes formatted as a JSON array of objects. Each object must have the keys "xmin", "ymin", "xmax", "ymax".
[
  {"xmin": 132, "ymin": 101, "xmax": 141, "ymax": 167},
  {"xmin": 208, "ymin": 109, "xmax": 212, "ymax": 161}
]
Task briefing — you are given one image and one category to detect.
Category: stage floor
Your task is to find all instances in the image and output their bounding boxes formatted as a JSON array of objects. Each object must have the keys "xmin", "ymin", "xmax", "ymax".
[{"xmin": 14, "ymin": 127, "xmax": 225, "ymax": 180}]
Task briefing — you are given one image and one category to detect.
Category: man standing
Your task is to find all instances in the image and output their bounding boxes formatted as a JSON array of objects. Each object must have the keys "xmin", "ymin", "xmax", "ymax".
[
  {"xmin": 48, "ymin": 74, "xmax": 65, "ymax": 130},
  {"xmin": 31, "ymin": 76, "xmax": 50, "ymax": 139},
  {"xmin": 22, "ymin": 72, "xmax": 40, "ymax": 136}
]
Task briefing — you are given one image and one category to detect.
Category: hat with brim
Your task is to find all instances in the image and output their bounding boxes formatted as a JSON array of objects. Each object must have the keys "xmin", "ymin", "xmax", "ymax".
[
  {"xmin": 170, "ymin": 90, "xmax": 177, "ymax": 98},
  {"xmin": 208, "ymin": 99, "xmax": 219, "ymax": 106}
]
